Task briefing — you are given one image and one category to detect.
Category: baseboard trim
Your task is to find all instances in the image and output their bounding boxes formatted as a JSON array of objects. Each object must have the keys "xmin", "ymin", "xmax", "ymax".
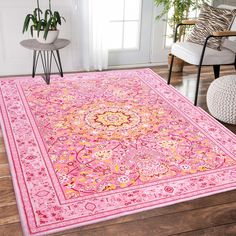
[
  {"xmin": 0, "ymin": 63, "xmax": 168, "ymax": 78},
  {"xmin": 108, "ymin": 62, "xmax": 167, "ymax": 70}
]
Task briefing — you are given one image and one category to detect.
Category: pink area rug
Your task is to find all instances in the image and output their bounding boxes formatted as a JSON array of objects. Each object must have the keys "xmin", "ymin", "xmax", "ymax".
[{"xmin": 1, "ymin": 69, "xmax": 236, "ymax": 235}]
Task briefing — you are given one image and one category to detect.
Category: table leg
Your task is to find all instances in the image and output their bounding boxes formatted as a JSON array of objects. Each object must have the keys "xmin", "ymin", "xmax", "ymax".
[
  {"xmin": 32, "ymin": 50, "xmax": 36, "ymax": 77},
  {"xmin": 32, "ymin": 50, "xmax": 40, "ymax": 78},
  {"xmin": 56, "ymin": 50, "xmax": 63, "ymax": 77},
  {"xmin": 52, "ymin": 50, "xmax": 63, "ymax": 77},
  {"xmin": 39, "ymin": 51, "xmax": 52, "ymax": 85},
  {"xmin": 36, "ymin": 49, "xmax": 64, "ymax": 84}
]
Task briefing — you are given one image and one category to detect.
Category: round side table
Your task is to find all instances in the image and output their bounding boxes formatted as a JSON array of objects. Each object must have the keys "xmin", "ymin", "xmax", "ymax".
[{"xmin": 20, "ymin": 39, "xmax": 70, "ymax": 84}]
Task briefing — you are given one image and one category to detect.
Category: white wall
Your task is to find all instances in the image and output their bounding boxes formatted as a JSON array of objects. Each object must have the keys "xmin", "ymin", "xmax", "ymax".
[
  {"xmin": 0, "ymin": 0, "xmax": 78, "ymax": 76},
  {"xmin": 150, "ymin": 5, "xmax": 169, "ymax": 64},
  {"xmin": 213, "ymin": 0, "xmax": 236, "ymax": 6}
]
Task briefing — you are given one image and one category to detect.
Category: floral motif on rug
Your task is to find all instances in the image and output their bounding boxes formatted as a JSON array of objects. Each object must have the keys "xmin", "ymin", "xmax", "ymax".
[{"xmin": 1, "ymin": 69, "xmax": 236, "ymax": 235}]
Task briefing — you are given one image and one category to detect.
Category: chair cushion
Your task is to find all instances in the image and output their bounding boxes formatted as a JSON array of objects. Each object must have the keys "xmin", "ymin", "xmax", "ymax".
[
  {"xmin": 171, "ymin": 42, "xmax": 235, "ymax": 65},
  {"xmin": 187, "ymin": 3, "xmax": 236, "ymax": 50}
]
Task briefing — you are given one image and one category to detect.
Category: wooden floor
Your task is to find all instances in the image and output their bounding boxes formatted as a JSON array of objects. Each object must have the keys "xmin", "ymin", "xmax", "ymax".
[{"xmin": 1, "ymin": 65, "xmax": 236, "ymax": 236}]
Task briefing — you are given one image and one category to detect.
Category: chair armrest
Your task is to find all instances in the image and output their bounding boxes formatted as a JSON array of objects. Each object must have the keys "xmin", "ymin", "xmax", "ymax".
[
  {"xmin": 181, "ymin": 19, "xmax": 198, "ymax": 25},
  {"xmin": 212, "ymin": 31, "xmax": 236, "ymax": 37},
  {"xmin": 198, "ymin": 32, "xmax": 236, "ymax": 73},
  {"xmin": 174, "ymin": 19, "xmax": 198, "ymax": 42}
]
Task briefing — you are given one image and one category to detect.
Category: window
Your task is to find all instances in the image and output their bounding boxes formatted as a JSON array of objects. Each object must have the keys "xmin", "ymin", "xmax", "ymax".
[{"xmin": 108, "ymin": 0, "xmax": 142, "ymax": 50}]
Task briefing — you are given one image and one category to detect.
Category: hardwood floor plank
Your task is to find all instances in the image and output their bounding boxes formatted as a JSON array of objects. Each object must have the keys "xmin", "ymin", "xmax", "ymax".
[
  {"xmin": 0, "ymin": 135, "xmax": 8, "ymax": 165},
  {"xmin": 0, "ymin": 139, "xmax": 6, "ymax": 152},
  {"xmin": 0, "ymin": 164, "xmax": 10, "ymax": 177},
  {"xmin": 0, "ymin": 205, "xmax": 20, "ymax": 226},
  {"xmin": 0, "ymin": 223, "xmax": 23, "ymax": 236},
  {"xmin": 0, "ymin": 178, "xmax": 13, "ymax": 191},
  {"xmin": 0, "ymin": 178, "xmax": 17, "ymax": 208},
  {"xmin": 0, "ymin": 153, "xmax": 8, "ymax": 165},
  {"xmin": 173, "ymin": 222, "xmax": 236, "ymax": 236},
  {"xmin": 0, "ymin": 191, "xmax": 16, "ymax": 208},
  {"xmin": 0, "ymin": 148, "xmax": 8, "ymax": 165}
]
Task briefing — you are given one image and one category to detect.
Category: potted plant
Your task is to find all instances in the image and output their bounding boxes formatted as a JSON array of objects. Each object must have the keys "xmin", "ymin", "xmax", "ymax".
[
  {"xmin": 22, "ymin": 0, "xmax": 66, "ymax": 44},
  {"xmin": 154, "ymin": 0, "xmax": 209, "ymax": 72}
]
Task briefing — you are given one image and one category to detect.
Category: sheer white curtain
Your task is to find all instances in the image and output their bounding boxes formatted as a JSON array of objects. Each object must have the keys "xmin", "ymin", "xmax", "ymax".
[{"xmin": 72, "ymin": 0, "xmax": 109, "ymax": 71}]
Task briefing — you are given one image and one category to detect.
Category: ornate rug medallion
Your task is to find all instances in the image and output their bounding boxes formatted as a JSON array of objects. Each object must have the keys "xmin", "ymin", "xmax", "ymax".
[{"xmin": 85, "ymin": 106, "xmax": 141, "ymax": 131}]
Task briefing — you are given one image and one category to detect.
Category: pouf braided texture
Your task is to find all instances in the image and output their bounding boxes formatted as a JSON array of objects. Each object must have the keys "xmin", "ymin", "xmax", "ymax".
[{"xmin": 207, "ymin": 75, "xmax": 236, "ymax": 125}]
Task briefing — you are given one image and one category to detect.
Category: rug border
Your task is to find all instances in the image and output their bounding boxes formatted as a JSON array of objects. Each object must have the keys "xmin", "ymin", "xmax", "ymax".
[{"xmin": 0, "ymin": 106, "xmax": 31, "ymax": 236}]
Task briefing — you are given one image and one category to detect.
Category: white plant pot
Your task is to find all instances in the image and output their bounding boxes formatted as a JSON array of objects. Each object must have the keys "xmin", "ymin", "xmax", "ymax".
[{"xmin": 33, "ymin": 30, "xmax": 59, "ymax": 44}]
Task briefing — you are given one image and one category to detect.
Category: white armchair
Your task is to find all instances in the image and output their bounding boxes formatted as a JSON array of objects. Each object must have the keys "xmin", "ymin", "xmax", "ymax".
[{"xmin": 168, "ymin": 5, "xmax": 236, "ymax": 106}]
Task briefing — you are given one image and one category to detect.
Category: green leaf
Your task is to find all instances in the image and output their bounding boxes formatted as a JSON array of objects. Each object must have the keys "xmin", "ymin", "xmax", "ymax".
[
  {"xmin": 34, "ymin": 7, "xmax": 43, "ymax": 21},
  {"xmin": 30, "ymin": 25, "xmax": 35, "ymax": 37},
  {"xmin": 54, "ymin": 11, "xmax": 61, "ymax": 25},
  {"xmin": 44, "ymin": 17, "xmax": 53, "ymax": 39},
  {"xmin": 37, "ymin": 20, "xmax": 43, "ymax": 37},
  {"xmin": 61, "ymin": 16, "xmax": 66, "ymax": 23},
  {"xmin": 22, "ymin": 14, "xmax": 33, "ymax": 33},
  {"xmin": 45, "ymin": 9, "xmax": 53, "ymax": 23}
]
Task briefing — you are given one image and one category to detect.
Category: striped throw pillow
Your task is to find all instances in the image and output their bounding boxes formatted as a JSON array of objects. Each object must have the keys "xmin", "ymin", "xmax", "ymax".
[{"xmin": 187, "ymin": 3, "xmax": 236, "ymax": 51}]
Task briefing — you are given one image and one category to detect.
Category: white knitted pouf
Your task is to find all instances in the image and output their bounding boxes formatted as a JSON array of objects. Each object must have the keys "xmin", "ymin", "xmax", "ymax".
[{"xmin": 207, "ymin": 75, "xmax": 236, "ymax": 125}]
